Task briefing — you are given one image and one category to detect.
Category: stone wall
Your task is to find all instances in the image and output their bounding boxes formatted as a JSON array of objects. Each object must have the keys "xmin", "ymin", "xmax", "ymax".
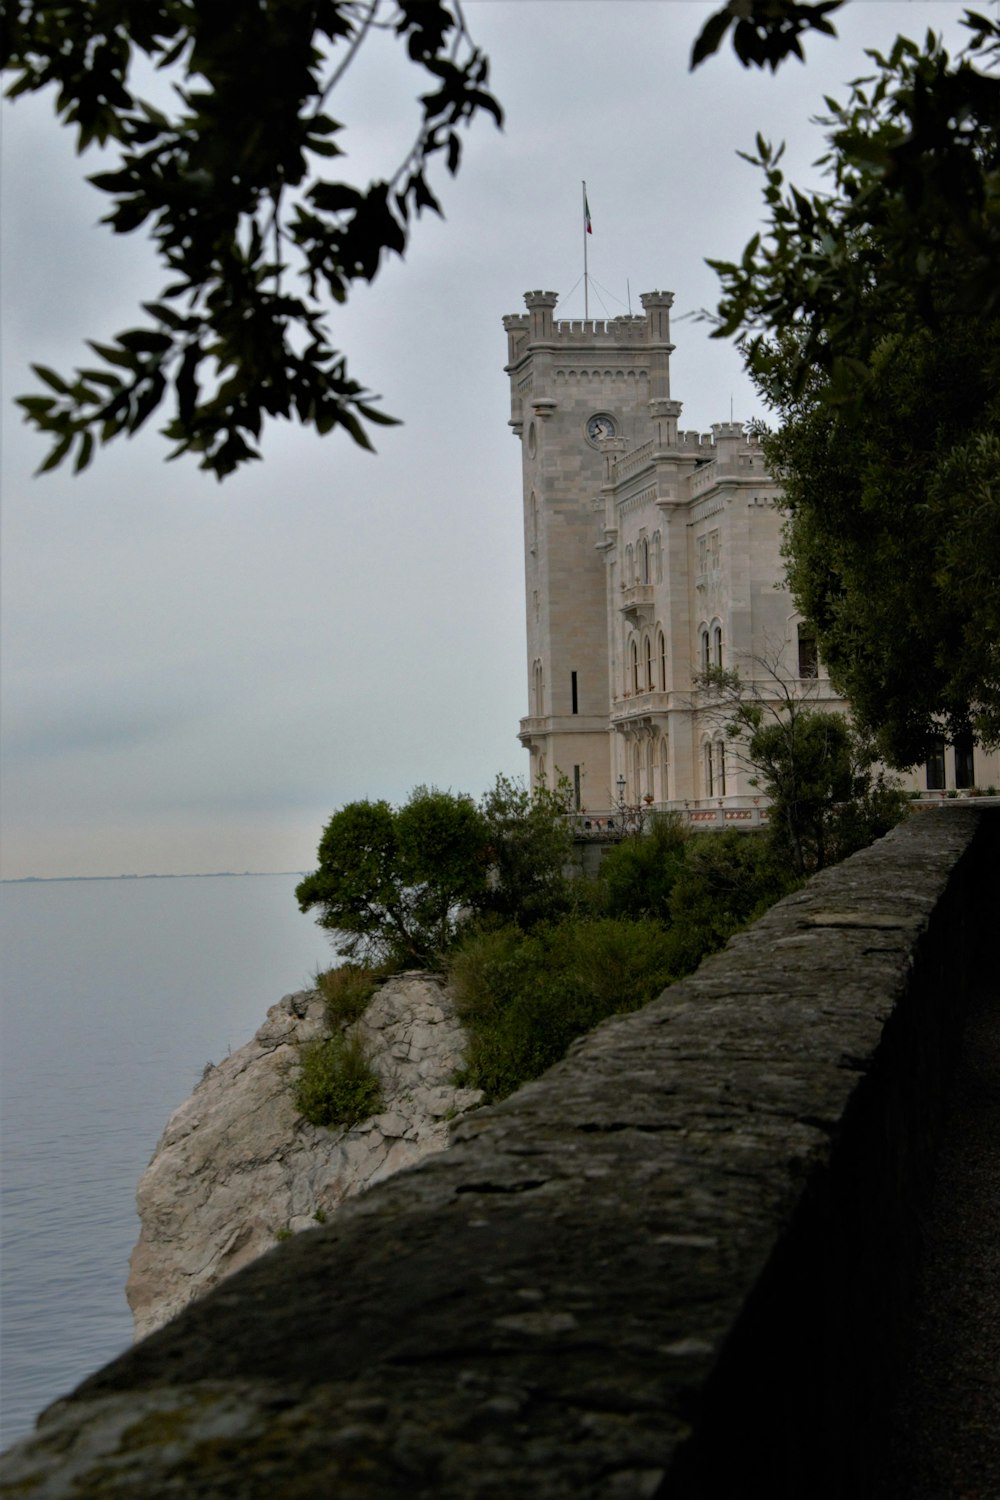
[{"xmin": 3, "ymin": 807, "xmax": 996, "ymax": 1499}]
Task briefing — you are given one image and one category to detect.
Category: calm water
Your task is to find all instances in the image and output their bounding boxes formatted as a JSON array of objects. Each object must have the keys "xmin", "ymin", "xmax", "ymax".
[{"xmin": 0, "ymin": 874, "xmax": 332, "ymax": 1450}]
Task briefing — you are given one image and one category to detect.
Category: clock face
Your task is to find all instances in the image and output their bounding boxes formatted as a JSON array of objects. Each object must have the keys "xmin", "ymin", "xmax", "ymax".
[{"xmin": 586, "ymin": 413, "xmax": 617, "ymax": 444}]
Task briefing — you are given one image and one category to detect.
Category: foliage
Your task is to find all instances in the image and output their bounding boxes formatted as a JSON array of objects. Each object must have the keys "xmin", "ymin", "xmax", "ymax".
[
  {"xmin": 294, "ymin": 1031, "xmax": 382, "ymax": 1127},
  {"xmin": 710, "ymin": 15, "xmax": 1000, "ymax": 388},
  {"xmin": 476, "ymin": 772, "xmax": 575, "ymax": 928},
  {"xmin": 705, "ymin": 16, "xmax": 1000, "ymax": 761},
  {"xmin": 691, "ymin": 0, "xmax": 844, "ymax": 72},
  {"xmin": 3, "ymin": 1, "xmax": 501, "ymax": 478},
  {"xmin": 665, "ymin": 829, "xmax": 798, "ymax": 972},
  {"xmin": 448, "ymin": 917, "xmax": 680, "ymax": 1104},
  {"xmin": 598, "ymin": 813, "xmax": 690, "ymax": 922},
  {"xmin": 696, "ymin": 661, "xmax": 906, "ymax": 873},
  {"xmin": 296, "ymin": 786, "xmax": 488, "ymax": 967},
  {"xmin": 770, "ymin": 322, "xmax": 1000, "ymax": 764},
  {"xmin": 314, "ymin": 963, "xmax": 380, "ymax": 1030}
]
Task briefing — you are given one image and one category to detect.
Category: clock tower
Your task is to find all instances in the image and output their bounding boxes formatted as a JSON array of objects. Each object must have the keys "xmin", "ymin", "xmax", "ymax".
[{"xmin": 502, "ymin": 289, "xmax": 680, "ymax": 811}]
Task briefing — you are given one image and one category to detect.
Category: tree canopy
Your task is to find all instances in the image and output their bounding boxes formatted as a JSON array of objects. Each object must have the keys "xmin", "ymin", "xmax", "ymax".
[
  {"xmin": 3, "ymin": 1, "xmax": 501, "ymax": 478},
  {"xmin": 709, "ymin": 13, "xmax": 1000, "ymax": 763}
]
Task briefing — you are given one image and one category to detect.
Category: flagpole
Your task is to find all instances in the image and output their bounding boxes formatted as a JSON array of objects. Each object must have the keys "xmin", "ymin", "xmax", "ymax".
[{"xmin": 582, "ymin": 179, "xmax": 589, "ymax": 320}]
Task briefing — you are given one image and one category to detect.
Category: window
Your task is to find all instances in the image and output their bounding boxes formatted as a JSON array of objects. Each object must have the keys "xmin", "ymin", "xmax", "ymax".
[
  {"xmin": 715, "ymin": 740, "xmax": 727, "ymax": 796},
  {"xmin": 657, "ymin": 629, "xmax": 667, "ymax": 691},
  {"xmin": 711, "ymin": 621, "xmax": 723, "ymax": 669},
  {"xmin": 625, "ymin": 544, "xmax": 634, "ymax": 586},
  {"xmin": 639, "ymin": 536, "xmax": 649, "ymax": 585},
  {"xmin": 630, "ymin": 638, "xmax": 639, "ymax": 693},
  {"xmin": 653, "ymin": 531, "xmax": 663, "ymax": 584},
  {"xmin": 573, "ymin": 764, "xmax": 582, "ymax": 811},
  {"xmin": 955, "ymin": 727, "xmax": 975, "ymax": 789},
  {"xmin": 705, "ymin": 741, "xmax": 714, "ymax": 797},
  {"xmin": 571, "ymin": 670, "xmax": 578, "ymax": 715},
  {"xmin": 659, "ymin": 736, "xmax": 669, "ymax": 799},
  {"xmin": 797, "ymin": 625, "xmax": 818, "ymax": 679},
  {"xmin": 645, "ymin": 634, "xmax": 653, "ymax": 691},
  {"xmin": 925, "ymin": 735, "xmax": 946, "ymax": 791},
  {"xmin": 533, "ymin": 659, "xmax": 544, "ymax": 716},
  {"xmin": 699, "ymin": 625, "xmax": 710, "ymax": 674}
]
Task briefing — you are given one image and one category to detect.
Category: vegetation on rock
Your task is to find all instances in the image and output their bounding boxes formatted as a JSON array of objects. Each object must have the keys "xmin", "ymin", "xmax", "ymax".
[{"xmin": 294, "ymin": 1031, "xmax": 382, "ymax": 1129}]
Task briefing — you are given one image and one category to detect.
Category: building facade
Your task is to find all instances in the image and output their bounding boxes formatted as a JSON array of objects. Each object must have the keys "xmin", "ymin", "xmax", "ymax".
[{"xmin": 503, "ymin": 288, "xmax": 999, "ymax": 813}]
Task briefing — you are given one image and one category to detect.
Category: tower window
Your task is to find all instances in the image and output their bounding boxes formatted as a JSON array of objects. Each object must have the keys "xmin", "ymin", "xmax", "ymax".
[{"xmin": 571, "ymin": 670, "xmax": 578, "ymax": 715}]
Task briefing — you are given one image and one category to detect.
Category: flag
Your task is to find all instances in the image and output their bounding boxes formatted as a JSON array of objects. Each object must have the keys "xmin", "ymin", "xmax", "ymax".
[{"xmin": 584, "ymin": 192, "xmax": 592, "ymax": 235}]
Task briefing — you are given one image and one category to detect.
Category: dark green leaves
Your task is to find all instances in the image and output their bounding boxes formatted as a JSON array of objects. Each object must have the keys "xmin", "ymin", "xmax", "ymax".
[
  {"xmin": 4, "ymin": 1, "xmax": 502, "ymax": 479},
  {"xmin": 691, "ymin": 0, "xmax": 844, "ymax": 72}
]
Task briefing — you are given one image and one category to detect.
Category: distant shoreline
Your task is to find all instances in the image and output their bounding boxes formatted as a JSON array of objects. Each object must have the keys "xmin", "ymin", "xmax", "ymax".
[{"xmin": 1, "ymin": 872, "xmax": 307, "ymax": 885}]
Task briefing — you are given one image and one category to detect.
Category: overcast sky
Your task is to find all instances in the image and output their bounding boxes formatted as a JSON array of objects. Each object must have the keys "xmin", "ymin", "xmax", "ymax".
[{"xmin": 0, "ymin": 0, "xmax": 973, "ymax": 880}]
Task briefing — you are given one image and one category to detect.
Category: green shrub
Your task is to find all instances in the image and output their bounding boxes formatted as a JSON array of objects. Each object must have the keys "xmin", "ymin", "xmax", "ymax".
[
  {"xmin": 449, "ymin": 917, "xmax": 680, "ymax": 1103},
  {"xmin": 598, "ymin": 813, "xmax": 690, "ymax": 920},
  {"xmin": 294, "ymin": 1033, "xmax": 382, "ymax": 1127},
  {"xmin": 315, "ymin": 963, "xmax": 380, "ymax": 1030},
  {"xmin": 665, "ymin": 831, "xmax": 798, "ymax": 974}
]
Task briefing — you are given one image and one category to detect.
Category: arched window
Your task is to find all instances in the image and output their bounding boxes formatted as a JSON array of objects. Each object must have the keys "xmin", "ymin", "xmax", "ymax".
[
  {"xmin": 653, "ymin": 531, "xmax": 663, "ymax": 584},
  {"xmin": 704, "ymin": 741, "xmax": 714, "ymax": 797},
  {"xmin": 625, "ymin": 544, "xmax": 634, "ymax": 586},
  {"xmin": 645, "ymin": 633, "xmax": 654, "ymax": 691},
  {"xmin": 630, "ymin": 638, "xmax": 639, "ymax": 694},
  {"xmin": 646, "ymin": 738, "xmax": 656, "ymax": 795},
  {"xmin": 659, "ymin": 735, "xmax": 669, "ymax": 800},
  {"xmin": 711, "ymin": 620, "xmax": 723, "ymax": 669},
  {"xmin": 533, "ymin": 659, "xmax": 544, "ymax": 716},
  {"xmin": 638, "ymin": 536, "xmax": 649, "ymax": 584},
  {"xmin": 657, "ymin": 628, "xmax": 667, "ymax": 690},
  {"xmin": 632, "ymin": 741, "xmax": 642, "ymax": 799},
  {"xmin": 699, "ymin": 625, "xmax": 710, "ymax": 675},
  {"xmin": 529, "ymin": 492, "xmax": 538, "ymax": 554}
]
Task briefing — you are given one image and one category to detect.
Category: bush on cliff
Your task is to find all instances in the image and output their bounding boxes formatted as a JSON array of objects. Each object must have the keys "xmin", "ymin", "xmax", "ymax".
[{"xmin": 294, "ymin": 1032, "xmax": 382, "ymax": 1128}]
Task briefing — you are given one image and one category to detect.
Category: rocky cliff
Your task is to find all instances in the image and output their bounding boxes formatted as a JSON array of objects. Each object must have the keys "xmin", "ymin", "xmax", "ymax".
[{"xmin": 127, "ymin": 971, "xmax": 482, "ymax": 1340}]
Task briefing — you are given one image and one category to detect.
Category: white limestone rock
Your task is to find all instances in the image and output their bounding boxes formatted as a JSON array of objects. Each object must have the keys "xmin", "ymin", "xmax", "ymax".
[{"xmin": 126, "ymin": 971, "xmax": 482, "ymax": 1341}]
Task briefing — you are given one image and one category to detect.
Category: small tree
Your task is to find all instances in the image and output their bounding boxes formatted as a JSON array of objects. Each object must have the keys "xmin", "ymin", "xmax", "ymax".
[
  {"xmin": 696, "ymin": 659, "xmax": 905, "ymax": 874},
  {"xmin": 476, "ymin": 773, "xmax": 574, "ymax": 928},
  {"xmin": 296, "ymin": 786, "xmax": 488, "ymax": 967}
]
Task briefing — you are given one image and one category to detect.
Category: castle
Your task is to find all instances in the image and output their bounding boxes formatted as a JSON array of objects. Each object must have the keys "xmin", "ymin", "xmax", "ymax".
[{"xmin": 503, "ymin": 288, "xmax": 999, "ymax": 814}]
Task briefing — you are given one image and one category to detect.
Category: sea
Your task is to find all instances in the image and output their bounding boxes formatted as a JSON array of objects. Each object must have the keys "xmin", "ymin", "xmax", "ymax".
[{"xmin": 0, "ymin": 872, "xmax": 333, "ymax": 1451}]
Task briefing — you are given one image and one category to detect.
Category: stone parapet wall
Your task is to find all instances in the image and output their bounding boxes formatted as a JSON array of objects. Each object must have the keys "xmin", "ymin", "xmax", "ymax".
[{"xmin": 3, "ymin": 807, "xmax": 996, "ymax": 1499}]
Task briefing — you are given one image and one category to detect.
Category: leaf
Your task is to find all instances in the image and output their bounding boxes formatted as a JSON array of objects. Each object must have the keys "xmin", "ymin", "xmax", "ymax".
[
  {"xmin": 37, "ymin": 432, "xmax": 73, "ymax": 475},
  {"xmin": 690, "ymin": 7, "xmax": 733, "ymax": 70},
  {"xmin": 73, "ymin": 431, "xmax": 95, "ymax": 473},
  {"xmin": 31, "ymin": 364, "xmax": 71, "ymax": 395}
]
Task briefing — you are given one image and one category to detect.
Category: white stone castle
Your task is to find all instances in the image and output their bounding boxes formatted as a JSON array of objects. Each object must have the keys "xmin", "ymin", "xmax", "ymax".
[{"xmin": 503, "ymin": 288, "xmax": 999, "ymax": 816}]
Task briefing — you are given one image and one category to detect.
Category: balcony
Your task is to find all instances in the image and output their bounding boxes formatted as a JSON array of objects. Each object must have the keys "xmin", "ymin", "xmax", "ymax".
[
  {"xmin": 618, "ymin": 583, "xmax": 655, "ymax": 627},
  {"xmin": 611, "ymin": 690, "xmax": 670, "ymax": 729}
]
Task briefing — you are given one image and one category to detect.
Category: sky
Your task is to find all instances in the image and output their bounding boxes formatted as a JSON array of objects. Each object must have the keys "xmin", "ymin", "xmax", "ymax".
[{"xmin": 0, "ymin": 0, "xmax": 975, "ymax": 880}]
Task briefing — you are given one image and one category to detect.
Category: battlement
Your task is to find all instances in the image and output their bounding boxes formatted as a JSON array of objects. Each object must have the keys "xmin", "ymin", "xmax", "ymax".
[{"xmin": 504, "ymin": 289, "xmax": 675, "ymax": 362}]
